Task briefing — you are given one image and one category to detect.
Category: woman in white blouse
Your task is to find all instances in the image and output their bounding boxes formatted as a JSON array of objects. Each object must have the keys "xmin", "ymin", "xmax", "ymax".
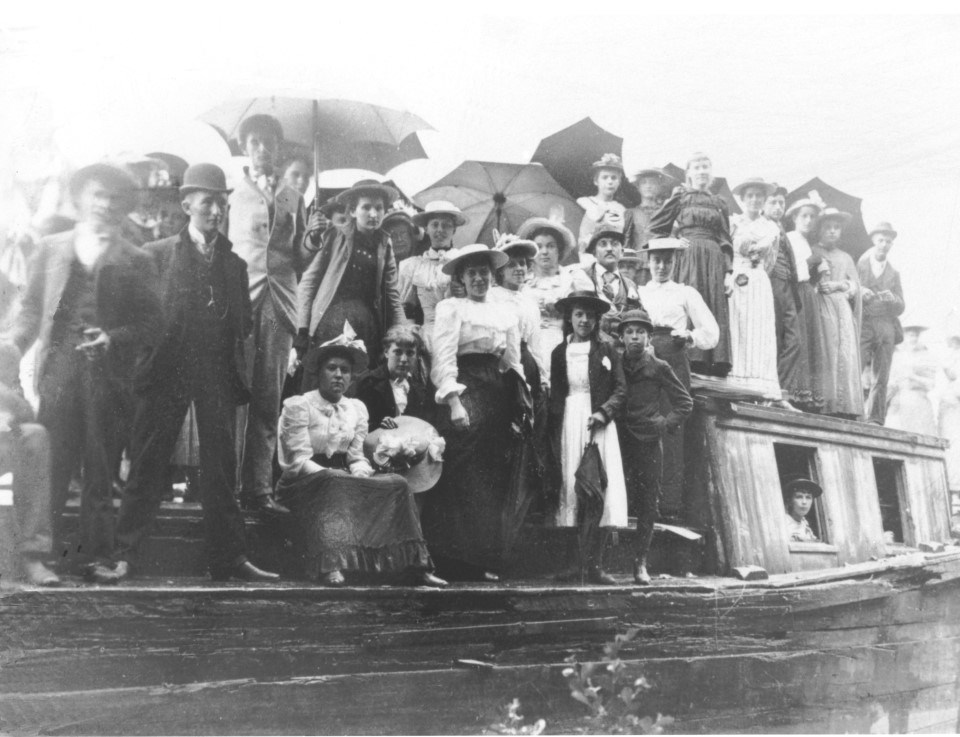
[
  {"xmin": 276, "ymin": 332, "xmax": 447, "ymax": 588},
  {"xmin": 422, "ymin": 245, "xmax": 529, "ymax": 582}
]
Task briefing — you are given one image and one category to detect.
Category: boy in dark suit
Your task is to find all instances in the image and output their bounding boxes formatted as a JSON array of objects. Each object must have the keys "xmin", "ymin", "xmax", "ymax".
[{"xmin": 617, "ymin": 310, "xmax": 693, "ymax": 584}]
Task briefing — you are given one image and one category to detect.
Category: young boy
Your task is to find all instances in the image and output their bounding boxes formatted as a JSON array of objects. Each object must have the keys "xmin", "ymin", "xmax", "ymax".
[{"xmin": 617, "ymin": 310, "xmax": 694, "ymax": 584}]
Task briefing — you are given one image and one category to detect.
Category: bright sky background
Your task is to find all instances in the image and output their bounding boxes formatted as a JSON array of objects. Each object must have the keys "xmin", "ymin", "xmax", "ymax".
[{"xmin": 3, "ymin": 5, "xmax": 960, "ymax": 338}]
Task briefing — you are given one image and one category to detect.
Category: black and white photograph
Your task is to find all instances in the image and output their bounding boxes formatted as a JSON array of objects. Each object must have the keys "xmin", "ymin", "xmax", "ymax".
[{"xmin": 2, "ymin": 4, "xmax": 960, "ymax": 734}]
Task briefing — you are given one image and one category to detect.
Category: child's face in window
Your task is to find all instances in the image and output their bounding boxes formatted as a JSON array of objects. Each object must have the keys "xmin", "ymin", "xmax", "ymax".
[{"xmin": 789, "ymin": 490, "xmax": 814, "ymax": 519}]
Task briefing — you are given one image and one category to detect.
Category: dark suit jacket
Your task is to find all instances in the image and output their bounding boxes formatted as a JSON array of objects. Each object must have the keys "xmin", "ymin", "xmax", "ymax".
[
  {"xmin": 11, "ymin": 229, "xmax": 160, "ymax": 387},
  {"xmin": 134, "ymin": 228, "xmax": 253, "ymax": 404},
  {"xmin": 349, "ymin": 364, "xmax": 434, "ymax": 431},
  {"xmin": 619, "ymin": 349, "xmax": 694, "ymax": 442},
  {"xmin": 546, "ymin": 338, "xmax": 626, "ymax": 492},
  {"xmin": 857, "ymin": 253, "xmax": 905, "ymax": 343},
  {"xmin": 581, "ymin": 263, "xmax": 641, "ymax": 313}
]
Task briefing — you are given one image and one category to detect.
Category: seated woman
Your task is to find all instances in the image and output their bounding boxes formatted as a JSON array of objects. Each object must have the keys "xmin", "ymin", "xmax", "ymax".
[
  {"xmin": 351, "ymin": 324, "xmax": 435, "ymax": 431},
  {"xmin": 783, "ymin": 477, "xmax": 821, "ymax": 542},
  {"xmin": 276, "ymin": 330, "xmax": 447, "ymax": 588}
]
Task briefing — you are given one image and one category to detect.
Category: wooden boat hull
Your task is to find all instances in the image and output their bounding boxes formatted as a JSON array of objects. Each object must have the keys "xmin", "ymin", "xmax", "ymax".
[{"xmin": 3, "ymin": 551, "xmax": 959, "ymax": 735}]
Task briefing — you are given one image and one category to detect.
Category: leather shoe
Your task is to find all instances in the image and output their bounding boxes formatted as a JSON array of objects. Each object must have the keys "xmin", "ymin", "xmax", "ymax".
[
  {"xmin": 211, "ymin": 560, "xmax": 280, "ymax": 583},
  {"xmin": 416, "ymin": 571, "xmax": 449, "ymax": 588},
  {"xmin": 21, "ymin": 559, "xmax": 60, "ymax": 587},
  {"xmin": 321, "ymin": 570, "xmax": 346, "ymax": 587},
  {"xmin": 251, "ymin": 495, "xmax": 291, "ymax": 517},
  {"xmin": 87, "ymin": 560, "xmax": 130, "ymax": 585},
  {"xmin": 586, "ymin": 566, "xmax": 618, "ymax": 585}
]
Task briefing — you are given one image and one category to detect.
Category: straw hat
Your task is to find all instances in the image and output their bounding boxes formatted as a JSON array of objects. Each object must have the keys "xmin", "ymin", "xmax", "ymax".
[
  {"xmin": 818, "ymin": 207, "xmax": 852, "ymax": 226},
  {"xmin": 869, "ymin": 221, "xmax": 898, "ymax": 239},
  {"xmin": 412, "ymin": 201, "xmax": 467, "ymax": 227},
  {"xmin": 591, "ymin": 153, "xmax": 625, "ymax": 173},
  {"xmin": 336, "ymin": 179, "xmax": 399, "ymax": 208},
  {"xmin": 494, "ymin": 233, "xmax": 538, "ymax": 260},
  {"xmin": 517, "ymin": 217, "xmax": 576, "ymax": 261},
  {"xmin": 555, "ymin": 289, "xmax": 611, "ymax": 317},
  {"xmin": 783, "ymin": 477, "xmax": 823, "ymax": 499},
  {"xmin": 363, "ymin": 416, "xmax": 444, "ymax": 493},
  {"xmin": 441, "ymin": 243, "xmax": 508, "ymax": 276},
  {"xmin": 785, "ymin": 198, "xmax": 823, "ymax": 219},
  {"xmin": 642, "ymin": 237, "xmax": 689, "ymax": 252},
  {"xmin": 732, "ymin": 178, "xmax": 776, "ymax": 198}
]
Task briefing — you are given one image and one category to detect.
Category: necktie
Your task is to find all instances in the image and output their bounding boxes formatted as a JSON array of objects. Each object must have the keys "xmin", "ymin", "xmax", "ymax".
[{"xmin": 602, "ymin": 271, "xmax": 617, "ymax": 302}]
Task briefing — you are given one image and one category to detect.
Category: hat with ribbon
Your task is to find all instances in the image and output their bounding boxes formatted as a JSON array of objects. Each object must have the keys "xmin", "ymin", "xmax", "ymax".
[
  {"xmin": 642, "ymin": 236, "xmax": 689, "ymax": 252},
  {"xmin": 732, "ymin": 177, "xmax": 777, "ymax": 199},
  {"xmin": 517, "ymin": 216, "xmax": 576, "ymax": 262},
  {"xmin": 413, "ymin": 200, "xmax": 467, "ymax": 227},
  {"xmin": 818, "ymin": 207, "xmax": 852, "ymax": 227},
  {"xmin": 493, "ymin": 231, "xmax": 538, "ymax": 260},
  {"xmin": 785, "ymin": 198, "xmax": 824, "ymax": 219},
  {"xmin": 311, "ymin": 321, "xmax": 369, "ymax": 373},
  {"xmin": 363, "ymin": 416, "xmax": 445, "ymax": 493},
  {"xmin": 441, "ymin": 243, "xmax": 509, "ymax": 276},
  {"xmin": 591, "ymin": 153, "xmax": 625, "ymax": 173}
]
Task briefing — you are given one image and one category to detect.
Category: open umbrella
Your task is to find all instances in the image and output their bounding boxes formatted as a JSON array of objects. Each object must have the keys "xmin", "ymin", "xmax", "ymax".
[
  {"xmin": 531, "ymin": 117, "xmax": 641, "ymax": 208},
  {"xmin": 414, "ymin": 161, "xmax": 583, "ymax": 246},
  {"xmin": 663, "ymin": 163, "xmax": 741, "ymax": 215},
  {"xmin": 200, "ymin": 96, "xmax": 433, "ymax": 205},
  {"xmin": 786, "ymin": 177, "xmax": 872, "ymax": 260}
]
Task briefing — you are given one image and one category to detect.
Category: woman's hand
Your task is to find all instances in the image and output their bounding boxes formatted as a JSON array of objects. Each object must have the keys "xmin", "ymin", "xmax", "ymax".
[
  {"xmin": 449, "ymin": 395, "xmax": 470, "ymax": 429},
  {"xmin": 586, "ymin": 411, "xmax": 607, "ymax": 431},
  {"xmin": 380, "ymin": 417, "xmax": 399, "ymax": 429}
]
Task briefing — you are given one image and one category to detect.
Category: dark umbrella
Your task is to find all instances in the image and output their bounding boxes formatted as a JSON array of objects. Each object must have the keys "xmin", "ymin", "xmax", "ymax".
[
  {"xmin": 414, "ymin": 161, "xmax": 583, "ymax": 246},
  {"xmin": 663, "ymin": 163, "xmax": 741, "ymax": 215},
  {"xmin": 786, "ymin": 177, "xmax": 872, "ymax": 260},
  {"xmin": 531, "ymin": 117, "xmax": 642, "ymax": 208}
]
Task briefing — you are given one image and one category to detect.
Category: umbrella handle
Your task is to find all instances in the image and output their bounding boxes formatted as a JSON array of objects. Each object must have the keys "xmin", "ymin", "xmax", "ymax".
[{"xmin": 314, "ymin": 133, "xmax": 321, "ymax": 210}]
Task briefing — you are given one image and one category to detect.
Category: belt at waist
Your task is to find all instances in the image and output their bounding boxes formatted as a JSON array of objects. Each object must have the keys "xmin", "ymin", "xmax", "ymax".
[
  {"xmin": 311, "ymin": 452, "xmax": 348, "ymax": 470},
  {"xmin": 456, "ymin": 352, "xmax": 501, "ymax": 369},
  {"xmin": 677, "ymin": 227, "xmax": 720, "ymax": 242},
  {"xmin": 649, "ymin": 326, "xmax": 675, "ymax": 336}
]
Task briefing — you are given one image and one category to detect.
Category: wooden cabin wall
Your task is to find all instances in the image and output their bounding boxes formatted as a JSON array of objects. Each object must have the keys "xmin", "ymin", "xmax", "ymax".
[{"xmin": 902, "ymin": 457, "xmax": 951, "ymax": 546}]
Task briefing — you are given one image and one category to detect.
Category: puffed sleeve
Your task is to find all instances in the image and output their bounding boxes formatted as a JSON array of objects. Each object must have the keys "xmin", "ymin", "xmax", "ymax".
[
  {"xmin": 684, "ymin": 286, "xmax": 720, "ymax": 350},
  {"xmin": 278, "ymin": 396, "xmax": 323, "ymax": 478},
  {"xmin": 347, "ymin": 400, "xmax": 375, "ymax": 477},
  {"xmin": 431, "ymin": 298, "xmax": 467, "ymax": 403}
]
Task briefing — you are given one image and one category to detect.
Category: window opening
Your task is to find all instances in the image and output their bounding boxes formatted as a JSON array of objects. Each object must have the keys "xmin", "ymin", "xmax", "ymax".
[
  {"xmin": 774, "ymin": 443, "xmax": 825, "ymax": 542},
  {"xmin": 872, "ymin": 457, "xmax": 905, "ymax": 544}
]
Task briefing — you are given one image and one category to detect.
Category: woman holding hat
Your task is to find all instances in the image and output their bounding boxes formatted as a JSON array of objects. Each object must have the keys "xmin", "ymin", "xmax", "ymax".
[
  {"xmin": 422, "ymin": 245, "xmax": 529, "ymax": 581},
  {"xmin": 276, "ymin": 329, "xmax": 446, "ymax": 587},
  {"xmin": 297, "ymin": 179, "xmax": 407, "ymax": 390},
  {"xmin": 811, "ymin": 208, "xmax": 864, "ymax": 419},
  {"xmin": 397, "ymin": 201, "xmax": 467, "ymax": 352},
  {"xmin": 576, "ymin": 154, "xmax": 627, "ymax": 253},
  {"xmin": 728, "ymin": 179, "xmax": 786, "ymax": 401},
  {"xmin": 886, "ymin": 322, "xmax": 937, "ymax": 435},
  {"xmin": 519, "ymin": 216, "xmax": 586, "ymax": 383},
  {"xmin": 645, "ymin": 152, "xmax": 733, "ymax": 377},
  {"xmin": 547, "ymin": 290, "xmax": 627, "ymax": 584}
]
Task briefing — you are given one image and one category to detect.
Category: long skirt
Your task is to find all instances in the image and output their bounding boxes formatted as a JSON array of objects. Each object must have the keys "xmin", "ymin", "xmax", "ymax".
[
  {"xmin": 648, "ymin": 332, "xmax": 690, "ymax": 518},
  {"xmin": 557, "ymin": 392, "xmax": 628, "ymax": 529},
  {"xmin": 276, "ymin": 468, "xmax": 432, "ymax": 580},
  {"xmin": 420, "ymin": 354, "xmax": 533, "ymax": 572},
  {"xmin": 772, "ymin": 277, "xmax": 814, "ymax": 407},
  {"xmin": 302, "ymin": 297, "xmax": 380, "ymax": 392},
  {"xmin": 728, "ymin": 263, "xmax": 782, "ymax": 399},
  {"xmin": 797, "ymin": 282, "xmax": 826, "ymax": 412},
  {"xmin": 673, "ymin": 236, "xmax": 731, "ymax": 374},
  {"xmin": 814, "ymin": 292, "xmax": 864, "ymax": 418}
]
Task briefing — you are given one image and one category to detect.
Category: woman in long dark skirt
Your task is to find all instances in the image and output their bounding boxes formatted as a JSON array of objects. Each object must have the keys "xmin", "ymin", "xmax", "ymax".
[
  {"xmin": 645, "ymin": 152, "xmax": 733, "ymax": 376},
  {"xmin": 422, "ymin": 244, "xmax": 531, "ymax": 582},
  {"xmin": 275, "ymin": 332, "xmax": 447, "ymax": 588}
]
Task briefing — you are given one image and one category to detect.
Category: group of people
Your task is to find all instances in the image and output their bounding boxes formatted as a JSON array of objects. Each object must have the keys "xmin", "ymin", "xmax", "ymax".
[{"xmin": 0, "ymin": 115, "xmax": 915, "ymax": 588}]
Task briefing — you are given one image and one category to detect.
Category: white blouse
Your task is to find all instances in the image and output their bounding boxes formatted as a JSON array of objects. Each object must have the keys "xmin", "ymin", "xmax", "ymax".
[
  {"xmin": 637, "ymin": 279, "xmax": 720, "ymax": 351},
  {"xmin": 489, "ymin": 285, "xmax": 548, "ymax": 380},
  {"xmin": 430, "ymin": 296, "xmax": 524, "ymax": 402},
  {"xmin": 277, "ymin": 392, "xmax": 374, "ymax": 479},
  {"xmin": 397, "ymin": 249, "xmax": 456, "ymax": 331}
]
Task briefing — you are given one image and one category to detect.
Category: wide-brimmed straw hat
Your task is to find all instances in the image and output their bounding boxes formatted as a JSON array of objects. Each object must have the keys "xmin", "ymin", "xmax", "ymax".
[
  {"xmin": 555, "ymin": 289, "xmax": 611, "ymax": 317},
  {"xmin": 585, "ymin": 228, "xmax": 625, "ymax": 254},
  {"xmin": 732, "ymin": 178, "xmax": 777, "ymax": 198},
  {"xmin": 441, "ymin": 243, "xmax": 508, "ymax": 276},
  {"xmin": 869, "ymin": 221, "xmax": 898, "ymax": 239},
  {"xmin": 818, "ymin": 207, "xmax": 852, "ymax": 227},
  {"xmin": 783, "ymin": 477, "xmax": 823, "ymax": 499},
  {"xmin": 494, "ymin": 233, "xmax": 538, "ymax": 260},
  {"xmin": 336, "ymin": 179, "xmax": 399, "ymax": 208},
  {"xmin": 517, "ymin": 217, "xmax": 576, "ymax": 261},
  {"xmin": 311, "ymin": 327, "xmax": 369, "ymax": 374},
  {"xmin": 618, "ymin": 309, "xmax": 654, "ymax": 332},
  {"xmin": 785, "ymin": 198, "xmax": 823, "ymax": 219},
  {"xmin": 591, "ymin": 153, "xmax": 625, "ymax": 173},
  {"xmin": 69, "ymin": 162, "xmax": 139, "ymax": 213},
  {"xmin": 363, "ymin": 416, "xmax": 444, "ymax": 493},
  {"xmin": 179, "ymin": 163, "xmax": 233, "ymax": 196},
  {"xmin": 642, "ymin": 236, "xmax": 689, "ymax": 253},
  {"xmin": 413, "ymin": 200, "xmax": 467, "ymax": 227}
]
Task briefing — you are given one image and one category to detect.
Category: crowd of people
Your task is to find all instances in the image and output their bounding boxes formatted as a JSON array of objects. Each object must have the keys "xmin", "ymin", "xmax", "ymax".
[{"xmin": 0, "ymin": 112, "xmax": 945, "ymax": 589}]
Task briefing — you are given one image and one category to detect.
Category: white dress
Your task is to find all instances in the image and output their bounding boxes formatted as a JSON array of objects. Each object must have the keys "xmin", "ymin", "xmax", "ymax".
[
  {"xmin": 728, "ymin": 215, "xmax": 782, "ymax": 398},
  {"xmin": 397, "ymin": 248, "xmax": 457, "ymax": 353},
  {"xmin": 527, "ymin": 266, "xmax": 593, "ymax": 383},
  {"xmin": 557, "ymin": 340, "xmax": 628, "ymax": 529}
]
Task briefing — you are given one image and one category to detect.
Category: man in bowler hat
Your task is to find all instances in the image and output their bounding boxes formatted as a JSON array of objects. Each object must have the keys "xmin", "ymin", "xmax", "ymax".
[
  {"xmin": 92, "ymin": 163, "xmax": 278, "ymax": 583},
  {"xmin": 5, "ymin": 162, "xmax": 160, "ymax": 576}
]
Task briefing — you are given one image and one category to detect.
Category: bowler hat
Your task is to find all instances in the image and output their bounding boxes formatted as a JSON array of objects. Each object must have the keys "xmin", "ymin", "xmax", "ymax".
[
  {"xmin": 618, "ymin": 309, "xmax": 654, "ymax": 333},
  {"xmin": 363, "ymin": 416, "xmax": 444, "ymax": 493},
  {"xmin": 586, "ymin": 228, "xmax": 624, "ymax": 254},
  {"xmin": 179, "ymin": 163, "xmax": 233, "ymax": 196},
  {"xmin": 555, "ymin": 289, "xmax": 611, "ymax": 317},
  {"xmin": 591, "ymin": 153, "xmax": 625, "ymax": 173},
  {"xmin": 69, "ymin": 162, "xmax": 139, "ymax": 213},
  {"xmin": 413, "ymin": 201, "xmax": 467, "ymax": 227},
  {"xmin": 783, "ymin": 477, "xmax": 823, "ymax": 499},
  {"xmin": 732, "ymin": 177, "xmax": 776, "ymax": 198},
  {"xmin": 869, "ymin": 221, "xmax": 898, "ymax": 239},
  {"xmin": 441, "ymin": 243, "xmax": 508, "ymax": 276},
  {"xmin": 517, "ymin": 217, "xmax": 576, "ymax": 262},
  {"xmin": 337, "ymin": 179, "xmax": 399, "ymax": 209}
]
